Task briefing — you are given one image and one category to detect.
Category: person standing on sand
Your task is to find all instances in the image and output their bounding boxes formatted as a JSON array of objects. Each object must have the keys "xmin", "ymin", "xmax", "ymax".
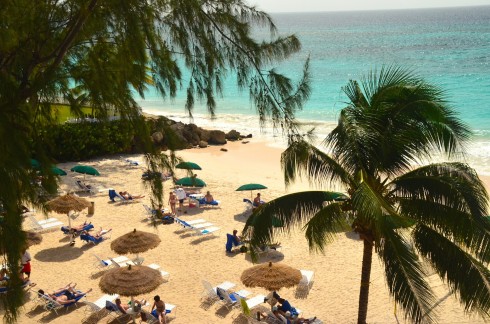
[
  {"xmin": 21, "ymin": 249, "xmax": 31, "ymax": 279},
  {"xmin": 174, "ymin": 187, "xmax": 187, "ymax": 213},
  {"xmin": 168, "ymin": 192, "xmax": 177, "ymax": 215}
]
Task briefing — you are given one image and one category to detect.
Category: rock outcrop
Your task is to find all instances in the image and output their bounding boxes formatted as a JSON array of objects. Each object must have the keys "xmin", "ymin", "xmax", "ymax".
[{"xmin": 145, "ymin": 115, "xmax": 251, "ymax": 150}]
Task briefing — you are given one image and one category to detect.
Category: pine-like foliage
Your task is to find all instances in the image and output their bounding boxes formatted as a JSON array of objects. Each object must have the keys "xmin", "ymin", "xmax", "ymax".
[
  {"xmin": 0, "ymin": 1, "xmax": 310, "ymax": 321},
  {"xmin": 244, "ymin": 66, "xmax": 490, "ymax": 323}
]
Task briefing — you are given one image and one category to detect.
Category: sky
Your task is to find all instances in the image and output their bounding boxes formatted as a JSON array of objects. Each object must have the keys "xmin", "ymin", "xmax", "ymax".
[{"xmin": 250, "ymin": 0, "xmax": 490, "ymax": 13}]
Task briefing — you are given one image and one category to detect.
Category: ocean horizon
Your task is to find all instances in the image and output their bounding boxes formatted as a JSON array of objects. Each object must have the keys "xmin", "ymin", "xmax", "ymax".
[{"xmin": 137, "ymin": 6, "xmax": 490, "ymax": 174}]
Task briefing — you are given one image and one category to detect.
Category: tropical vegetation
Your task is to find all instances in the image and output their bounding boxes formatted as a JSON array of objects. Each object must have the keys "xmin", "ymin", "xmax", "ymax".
[
  {"xmin": 0, "ymin": 1, "xmax": 309, "ymax": 321},
  {"xmin": 244, "ymin": 67, "xmax": 490, "ymax": 323}
]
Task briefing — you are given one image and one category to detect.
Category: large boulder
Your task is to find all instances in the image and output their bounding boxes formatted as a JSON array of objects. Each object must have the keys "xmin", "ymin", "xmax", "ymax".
[
  {"xmin": 200, "ymin": 129, "xmax": 211, "ymax": 142},
  {"xmin": 208, "ymin": 130, "xmax": 227, "ymax": 145},
  {"xmin": 225, "ymin": 129, "xmax": 241, "ymax": 141},
  {"xmin": 199, "ymin": 141, "xmax": 208, "ymax": 148},
  {"xmin": 151, "ymin": 131, "xmax": 164, "ymax": 144}
]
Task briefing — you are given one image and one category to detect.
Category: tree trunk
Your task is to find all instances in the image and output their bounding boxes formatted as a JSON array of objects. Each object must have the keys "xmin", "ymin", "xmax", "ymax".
[{"xmin": 357, "ymin": 238, "xmax": 374, "ymax": 324}]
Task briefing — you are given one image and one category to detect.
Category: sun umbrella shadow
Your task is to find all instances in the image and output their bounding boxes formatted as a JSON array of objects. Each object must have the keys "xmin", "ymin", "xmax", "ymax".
[
  {"xmin": 34, "ymin": 245, "xmax": 83, "ymax": 262},
  {"xmin": 233, "ymin": 209, "xmax": 252, "ymax": 223},
  {"xmin": 215, "ymin": 304, "xmax": 233, "ymax": 318},
  {"xmin": 244, "ymin": 251, "xmax": 284, "ymax": 263}
]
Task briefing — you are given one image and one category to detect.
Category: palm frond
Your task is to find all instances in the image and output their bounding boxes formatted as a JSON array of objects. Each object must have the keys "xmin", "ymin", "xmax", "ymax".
[
  {"xmin": 243, "ymin": 191, "xmax": 347, "ymax": 247},
  {"xmin": 391, "ymin": 163, "xmax": 488, "ymax": 218},
  {"xmin": 281, "ymin": 139, "xmax": 353, "ymax": 188},
  {"xmin": 352, "ymin": 180, "xmax": 412, "ymax": 233},
  {"xmin": 378, "ymin": 220, "xmax": 435, "ymax": 323},
  {"xmin": 398, "ymin": 197, "xmax": 490, "ymax": 262},
  {"xmin": 303, "ymin": 202, "xmax": 350, "ymax": 252},
  {"xmin": 413, "ymin": 225, "xmax": 490, "ymax": 317}
]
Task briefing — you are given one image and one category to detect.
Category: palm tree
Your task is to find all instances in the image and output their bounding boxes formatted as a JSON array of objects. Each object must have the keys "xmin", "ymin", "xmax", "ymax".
[{"xmin": 244, "ymin": 66, "xmax": 490, "ymax": 323}]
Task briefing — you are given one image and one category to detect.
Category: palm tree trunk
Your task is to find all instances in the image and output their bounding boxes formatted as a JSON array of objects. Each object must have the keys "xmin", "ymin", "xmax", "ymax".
[{"xmin": 357, "ymin": 238, "xmax": 374, "ymax": 324}]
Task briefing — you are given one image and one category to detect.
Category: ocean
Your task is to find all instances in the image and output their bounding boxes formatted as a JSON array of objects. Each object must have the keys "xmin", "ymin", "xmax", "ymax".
[{"xmin": 136, "ymin": 6, "xmax": 490, "ymax": 173}]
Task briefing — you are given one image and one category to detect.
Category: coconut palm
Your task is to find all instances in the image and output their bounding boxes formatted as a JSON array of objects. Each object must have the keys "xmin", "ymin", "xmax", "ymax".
[{"xmin": 244, "ymin": 66, "xmax": 490, "ymax": 324}]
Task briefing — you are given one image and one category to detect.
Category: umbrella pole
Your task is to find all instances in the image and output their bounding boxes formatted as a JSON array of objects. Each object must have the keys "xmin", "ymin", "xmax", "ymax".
[
  {"xmin": 67, "ymin": 213, "xmax": 73, "ymax": 244},
  {"xmin": 130, "ymin": 295, "xmax": 136, "ymax": 323}
]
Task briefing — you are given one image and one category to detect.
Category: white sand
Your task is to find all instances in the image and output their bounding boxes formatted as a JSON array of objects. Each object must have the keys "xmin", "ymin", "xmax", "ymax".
[{"xmin": 13, "ymin": 140, "xmax": 489, "ymax": 323}]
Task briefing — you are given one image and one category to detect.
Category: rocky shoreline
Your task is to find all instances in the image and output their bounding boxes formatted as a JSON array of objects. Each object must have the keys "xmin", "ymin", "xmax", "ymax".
[{"xmin": 145, "ymin": 115, "xmax": 252, "ymax": 150}]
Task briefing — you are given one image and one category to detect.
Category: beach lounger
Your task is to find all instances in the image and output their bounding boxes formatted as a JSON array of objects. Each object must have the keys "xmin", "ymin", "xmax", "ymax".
[
  {"xmin": 108, "ymin": 189, "xmax": 141, "ymax": 203},
  {"xmin": 201, "ymin": 280, "xmax": 236, "ymax": 303},
  {"xmin": 82, "ymin": 294, "xmax": 119, "ymax": 322},
  {"xmin": 92, "ymin": 254, "xmax": 114, "ymax": 271},
  {"xmin": 75, "ymin": 180, "xmax": 97, "ymax": 194},
  {"xmin": 111, "ymin": 256, "xmax": 136, "ymax": 267},
  {"xmin": 61, "ymin": 223, "xmax": 94, "ymax": 236},
  {"xmin": 147, "ymin": 263, "xmax": 170, "ymax": 281},
  {"xmin": 217, "ymin": 287, "xmax": 239, "ymax": 309},
  {"xmin": 142, "ymin": 303, "xmax": 176, "ymax": 323},
  {"xmin": 196, "ymin": 198, "xmax": 220, "ymax": 207},
  {"xmin": 298, "ymin": 270, "xmax": 315, "ymax": 292},
  {"xmin": 174, "ymin": 217, "xmax": 206, "ymax": 226},
  {"xmin": 42, "ymin": 291, "xmax": 87, "ymax": 314},
  {"xmin": 80, "ymin": 233, "xmax": 109, "ymax": 245},
  {"xmin": 27, "ymin": 214, "xmax": 64, "ymax": 233}
]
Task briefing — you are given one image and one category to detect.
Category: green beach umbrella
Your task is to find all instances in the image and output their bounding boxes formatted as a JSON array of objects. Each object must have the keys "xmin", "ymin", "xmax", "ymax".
[
  {"xmin": 51, "ymin": 166, "xmax": 67, "ymax": 176},
  {"xmin": 71, "ymin": 165, "xmax": 100, "ymax": 176},
  {"xmin": 236, "ymin": 183, "xmax": 268, "ymax": 199},
  {"xmin": 175, "ymin": 161, "xmax": 202, "ymax": 170},
  {"xmin": 30, "ymin": 159, "xmax": 41, "ymax": 169},
  {"xmin": 175, "ymin": 177, "xmax": 206, "ymax": 187}
]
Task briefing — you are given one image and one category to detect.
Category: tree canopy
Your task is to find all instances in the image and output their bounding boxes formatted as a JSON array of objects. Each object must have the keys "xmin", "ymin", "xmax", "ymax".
[
  {"xmin": 0, "ymin": 0, "xmax": 309, "ymax": 321},
  {"xmin": 244, "ymin": 67, "xmax": 490, "ymax": 323}
]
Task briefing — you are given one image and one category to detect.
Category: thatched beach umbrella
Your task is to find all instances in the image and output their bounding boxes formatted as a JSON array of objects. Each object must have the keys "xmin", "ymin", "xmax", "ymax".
[
  {"xmin": 100, "ymin": 264, "xmax": 163, "ymax": 322},
  {"xmin": 241, "ymin": 261, "xmax": 302, "ymax": 291},
  {"xmin": 111, "ymin": 229, "xmax": 161, "ymax": 263},
  {"xmin": 46, "ymin": 194, "xmax": 91, "ymax": 243}
]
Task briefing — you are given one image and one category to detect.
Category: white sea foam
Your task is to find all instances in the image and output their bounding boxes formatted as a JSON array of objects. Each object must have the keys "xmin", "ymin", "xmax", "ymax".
[{"xmin": 142, "ymin": 106, "xmax": 490, "ymax": 175}]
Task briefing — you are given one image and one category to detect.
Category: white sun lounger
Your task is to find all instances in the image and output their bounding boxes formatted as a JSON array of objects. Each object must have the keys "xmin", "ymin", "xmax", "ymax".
[
  {"xmin": 194, "ymin": 226, "xmax": 220, "ymax": 236},
  {"xmin": 147, "ymin": 263, "xmax": 170, "ymax": 281},
  {"xmin": 28, "ymin": 215, "xmax": 64, "ymax": 232}
]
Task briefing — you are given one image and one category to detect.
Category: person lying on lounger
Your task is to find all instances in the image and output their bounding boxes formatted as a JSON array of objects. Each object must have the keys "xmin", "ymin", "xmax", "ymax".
[
  {"xmin": 204, "ymin": 191, "xmax": 214, "ymax": 203},
  {"xmin": 119, "ymin": 191, "xmax": 145, "ymax": 200},
  {"xmin": 64, "ymin": 221, "xmax": 92, "ymax": 232},
  {"xmin": 38, "ymin": 284, "xmax": 92, "ymax": 304},
  {"xmin": 115, "ymin": 297, "xmax": 147, "ymax": 314},
  {"xmin": 83, "ymin": 227, "xmax": 112, "ymax": 239}
]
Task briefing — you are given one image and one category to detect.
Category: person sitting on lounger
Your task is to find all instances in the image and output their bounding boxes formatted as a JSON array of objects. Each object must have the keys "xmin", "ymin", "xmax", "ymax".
[
  {"xmin": 119, "ymin": 191, "xmax": 145, "ymax": 200},
  {"xmin": 115, "ymin": 297, "xmax": 146, "ymax": 314},
  {"xmin": 204, "ymin": 191, "xmax": 214, "ymax": 203},
  {"xmin": 253, "ymin": 193, "xmax": 265, "ymax": 207},
  {"xmin": 151, "ymin": 295, "xmax": 167, "ymax": 324}
]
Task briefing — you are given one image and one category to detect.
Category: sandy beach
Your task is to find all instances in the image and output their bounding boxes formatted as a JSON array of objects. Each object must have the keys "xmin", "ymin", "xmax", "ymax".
[{"xmin": 13, "ymin": 139, "xmax": 490, "ymax": 324}]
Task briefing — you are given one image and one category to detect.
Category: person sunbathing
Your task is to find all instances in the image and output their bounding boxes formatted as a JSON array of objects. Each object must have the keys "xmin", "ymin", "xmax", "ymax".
[
  {"xmin": 63, "ymin": 221, "xmax": 92, "ymax": 233},
  {"xmin": 119, "ymin": 191, "xmax": 145, "ymax": 200},
  {"xmin": 204, "ymin": 191, "xmax": 214, "ymax": 203},
  {"xmin": 115, "ymin": 297, "xmax": 146, "ymax": 314},
  {"xmin": 92, "ymin": 227, "xmax": 112, "ymax": 238},
  {"xmin": 39, "ymin": 286, "xmax": 92, "ymax": 305}
]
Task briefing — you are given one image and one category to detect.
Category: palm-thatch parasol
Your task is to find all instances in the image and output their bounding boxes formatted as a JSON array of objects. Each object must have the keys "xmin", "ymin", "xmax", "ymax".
[
  {"xmin": 46, "ymin": 194, "xmax": 91, "ymax": 243},
  {"xmin": 241, "ymin": 261, "xmax": 302, "ymax": 291},
  {"xmin": 99, "ymin": 264, "xmax": 163, "ymax": 322},
  {"xmin": 111, "ymin": 229, "xmax": 161, "ymax": 263}
]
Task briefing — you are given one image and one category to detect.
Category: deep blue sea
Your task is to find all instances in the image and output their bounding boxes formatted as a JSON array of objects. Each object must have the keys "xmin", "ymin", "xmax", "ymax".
[{"xmin": 137, "ymin": 6, "xmax": 490, "ymax": 173}]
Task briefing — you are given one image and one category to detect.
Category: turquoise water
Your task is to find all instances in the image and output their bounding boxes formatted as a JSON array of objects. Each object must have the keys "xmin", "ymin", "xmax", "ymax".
[{"xmin": 137, "ymin": 6, "xmax": 490, "ymax": 172}]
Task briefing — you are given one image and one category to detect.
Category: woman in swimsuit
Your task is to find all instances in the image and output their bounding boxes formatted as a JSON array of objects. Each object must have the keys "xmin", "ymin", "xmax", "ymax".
[
  {"xmin": 168, "ymin": 192, "xmax": 177, "ymax": 215},
  {"xmin": 151, "ymin": 295, "xmax": 166, "ymax": 324}
]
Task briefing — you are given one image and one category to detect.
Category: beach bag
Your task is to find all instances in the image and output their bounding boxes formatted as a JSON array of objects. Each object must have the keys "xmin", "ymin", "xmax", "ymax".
[
  {"xmin": 162, "ymin": 216, "xmax": 174, "ymax": 224},
  {"xmin": 140, "ymin": 311, "xmax": 148, "ymax": 322},
  {"xmin": 240, "ymin": 245, "xmax": 248, "ymax": 253}
]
